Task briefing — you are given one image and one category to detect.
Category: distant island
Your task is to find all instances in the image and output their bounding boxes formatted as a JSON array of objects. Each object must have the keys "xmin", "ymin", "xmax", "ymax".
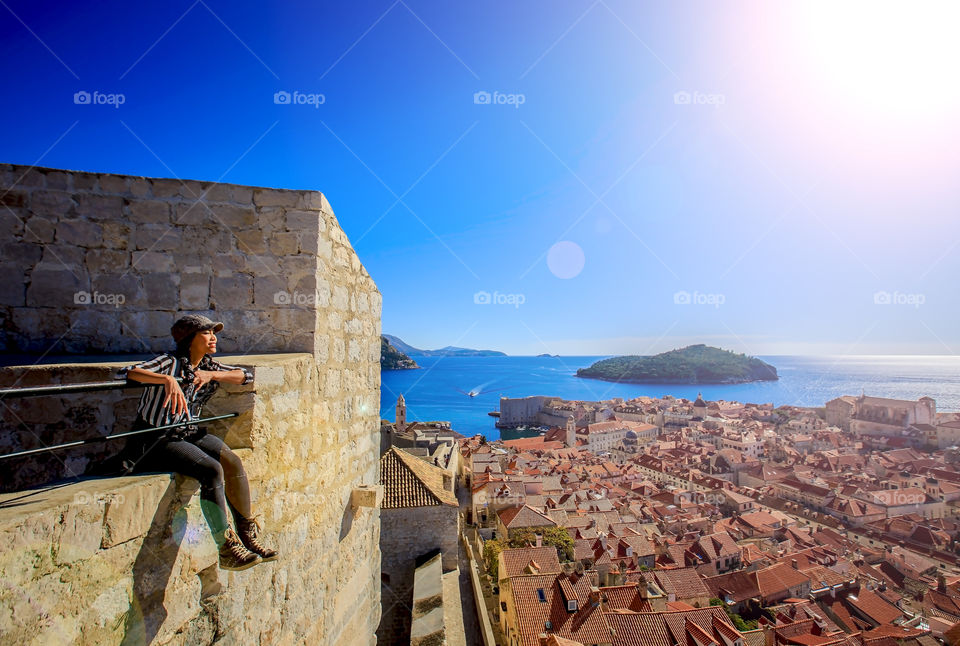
[
  {"xmin": 576, "ymin": 344, "xmax": 778, "ymax": 384},
  {"xmin": 380, "ymin": 336, "xmax": 419, "ymax": 370},
  {"xmin": 536, "ymin": 353, "xmax": 559, "ymax": 358},
  {"xmin": 383, "ymin": 334, "xmax": 507, "ymax": 357}
]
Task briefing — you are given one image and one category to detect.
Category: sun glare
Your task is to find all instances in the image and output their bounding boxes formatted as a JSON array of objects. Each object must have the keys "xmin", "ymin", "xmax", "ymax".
[{"xmin": 795, "ymin": 0, "xmax": 960, "ymax": 118}]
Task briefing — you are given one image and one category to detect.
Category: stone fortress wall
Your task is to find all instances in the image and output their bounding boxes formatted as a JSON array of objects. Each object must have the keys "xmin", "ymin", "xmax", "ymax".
[{"xmin": 0, "ymin": 164, "xmax": 383, "ymax": 645}]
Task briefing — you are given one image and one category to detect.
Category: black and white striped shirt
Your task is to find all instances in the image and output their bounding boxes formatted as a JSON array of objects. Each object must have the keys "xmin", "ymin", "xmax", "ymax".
[{"xmin": 117, "ymin": 353, "xmax": 253, "ymax": 428}]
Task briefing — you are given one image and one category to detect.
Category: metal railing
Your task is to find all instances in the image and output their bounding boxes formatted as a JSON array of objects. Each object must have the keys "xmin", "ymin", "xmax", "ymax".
[{"xmin": 0, "ymin": 379, "xmax": 238, "ymax": 461}]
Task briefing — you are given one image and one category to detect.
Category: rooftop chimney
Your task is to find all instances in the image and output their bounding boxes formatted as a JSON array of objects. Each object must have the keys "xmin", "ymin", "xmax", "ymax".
[
  {"xmin": 535, "ymin": 533, "xmax": 543, "ymax": 548},
  {"xmin": 791, "ymin": 559, "xmax": 798, "ymax": 570}
]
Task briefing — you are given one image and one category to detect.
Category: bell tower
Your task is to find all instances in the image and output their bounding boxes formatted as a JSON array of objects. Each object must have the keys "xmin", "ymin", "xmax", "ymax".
[
  {"xmin": 396, "ymin": 393, "xmax": 407, "ymax": 432},
  {"xmin": 566, "ymin": 415, "xmax": 576, "ymax": 448}
]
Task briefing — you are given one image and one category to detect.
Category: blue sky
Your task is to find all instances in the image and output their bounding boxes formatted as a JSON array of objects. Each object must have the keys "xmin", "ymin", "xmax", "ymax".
[{"xmin": 3, "ymin": 1, "xmax": 959, "ymax": 355}]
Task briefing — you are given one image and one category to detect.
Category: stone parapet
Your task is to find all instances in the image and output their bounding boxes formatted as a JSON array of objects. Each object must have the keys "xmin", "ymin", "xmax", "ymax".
[
  {"xmin": 0, "ymin": 352, "xmax": 381, "ymax": 645},
  {"xmin": 0, "ymin": 163, "xmax": 380, "ymax": 357},
  {"xmin": 1, "ymin": 163, "xmax": 383, "ymax": 645}
]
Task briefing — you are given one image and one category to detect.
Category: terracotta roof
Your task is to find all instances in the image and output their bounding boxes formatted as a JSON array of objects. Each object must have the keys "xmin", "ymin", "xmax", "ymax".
[
  {"xmin": 605, "ymin": 607, "xmax": 742, "ymax": 646},
  {"xmin": 644, "ymin": 567, "xmax": 711, "ymax": 601},
  {"xmin": 380, "ymin": 447, "xmax": 457, "ymax": 508},
  {"xmin": 600, "ymin": 583, "xmax": 653, "ymax": 612},
  {"xmin": 845, "ymin": 588, "xmax": 904, "ymax": 626},
  {"xmin": 509, "ymin": 573, "xmax": 611, "ymax": 646},
  {"xmin": 498, "ymin": 504, "xmax": 558, "ymax": 529},
  {"xmin": 500, "ymin": 546, "xmax": 563, "ymax": 579},
  {"xmin": 756, "ymin": 563, "xmax": 811, "ymax": 599}
]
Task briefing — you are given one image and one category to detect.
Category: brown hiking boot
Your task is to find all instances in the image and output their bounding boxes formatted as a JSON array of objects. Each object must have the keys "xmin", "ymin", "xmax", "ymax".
[
  {"xmin": 237, "ymin": 516, "xmax": 278, "ymax": 561},
  {"xmin": 219, "ymin": 528, "xmax": 261, "ymax": 571}
]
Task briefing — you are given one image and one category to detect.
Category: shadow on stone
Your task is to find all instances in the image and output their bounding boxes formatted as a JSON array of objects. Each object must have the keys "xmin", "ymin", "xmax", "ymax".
[
  {"xmin": 121, "ymin": 479, "xmax": 185, "ymax": 646},
  {"xmin": 339, "ymin": 501, "xmax": 354, "ymax": 541}
]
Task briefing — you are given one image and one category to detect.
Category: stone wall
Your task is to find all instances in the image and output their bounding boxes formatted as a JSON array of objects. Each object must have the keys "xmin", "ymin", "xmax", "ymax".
[
  {"xmin": 378, "ymin": 504, "xmax": 459, "ymax": 642},
  {"xmin": 0, "ymin": 165, "xmax": 383, "ymax": 645},
  {"xmin": 1, "ymin": 163, "xmax": 366, "ymax": 356},
  {"xmin": 410, "ymin": 553, "xmax": 446, "ymax": 646}
]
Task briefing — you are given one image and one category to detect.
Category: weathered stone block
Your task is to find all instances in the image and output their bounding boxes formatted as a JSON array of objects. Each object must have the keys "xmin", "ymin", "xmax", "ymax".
[
  {"xmin": 233, "ymin": 229, "xmax": 267, "ymax": 254},
  {"xmin": 89, "ymin": 273, "xmax": 140, "ymax": 307},
  {"xmin": 212, "ymin": 253, "xmax": 244, "ymax": 276},
  {"xmin": 129, "ymin": 178, "xmax": 151, "ymax": 197},
  {"xmin": 253, "ymin": 275, "xmax": 287, "ymax": 308},
  {"xmin": 101, "ymin": 477, "xmax": 170, "ymax": 548},
  {"xmin": 44, "ymin": 171, "xmax": 71, "ymax": 190},
  {"xmin": 98, "ymin": 174, "xmax": 129, "ymax": 194},
  {"xmin": 0, "ymin": 263, "xmax": 25, "ymax": 306},
  {"xmin": 57, "ymin": 218, "xmax": 103, "ymax": 247},
  {"xmin": 54, "ymin": 501, "xmax": 105, "ymax": 565},
  {"xmin": 269, "ymin": 231, "xmax": 299, "ymax": 256},
  {"xmin": 253, "ymin": 188, "xmax": 299, "ymax": 208},
  {"xmin": 151, "ymin": 178, "xmax": 183, "ymax": 198},
  {"xmin": 121, "ymin": 310, "xmax": 173, "ymax": 338},
  {"xmin": 101, "ymin": 221, "xmax": 131, "ymax": 250},
  {"xmin": 284, "ymin": 210, "xmax": 322, "ymax": 232},
  {"xmin": 72, "ymin": 172, "xmax": 98, "ymax": 190},
  {"xmin": 211, "ymin": 274, "xmax": 253, "ymax": 309},
  {"xmin": 179, "ymin": 272, "xmax": 209, "ymax": 309},
  {"xmin": 86, "ymin": 249, "xmax": 129, "ymax": 274},
  {"xmin": 22, "ymin": 215, "xmax": 56, "ymax": 243},
  {"xmin": 142, "ymin": 273, "xmax": 179, "ymax": 305},
  {"xmin": 128, "ymin": 200, "xmax": 170, "ymax": 224},
  {"xmin": 76, "ymin": 194, "xmax": 124, "ymax": 220},
  {"xmin": 1, "ymin": 241, "xmax": 42, "ymax": 266},
  {"xmin": 26, "ymin": 269, "xmax": 84, "ymax": 308},
  {"xmin": 131, "ymin": 250, "xmax": 173, "ymax": 273},
  {"xmin": 210, "ymin": 204, "xmax": 256, "ymax": 228},
  {"xmin": 30, "ymin": 190, "xmax": 73, "ymax": 212},
  {"xmin": 174, "ymin": 201, "xmax": 208, "ymax": 226}
]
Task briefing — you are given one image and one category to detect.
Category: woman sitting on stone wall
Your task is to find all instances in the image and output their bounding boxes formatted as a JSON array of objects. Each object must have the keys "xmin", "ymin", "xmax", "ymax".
[{"xmin": 118, "ymin": 314, "xmax": 277, "ymax": 571}]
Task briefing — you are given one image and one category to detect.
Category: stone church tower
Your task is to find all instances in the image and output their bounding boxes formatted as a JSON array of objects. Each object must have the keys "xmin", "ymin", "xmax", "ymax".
[
  {"xmin": 396, "ymin": 393, "xmax": 407, "ymax": 432},
  {"xmin": 693, "ymin": 393, "xmax": 707, "ymax": 420},
  {"xmin": 566, "ymin": 415, "xmax": 576, "ymax": 448}
]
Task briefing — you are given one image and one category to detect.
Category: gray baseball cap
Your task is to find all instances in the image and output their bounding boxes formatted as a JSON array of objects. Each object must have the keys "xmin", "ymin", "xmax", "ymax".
[{"xmin": 171, "ymin": 314, "xmax": 223, "ymax": 343}]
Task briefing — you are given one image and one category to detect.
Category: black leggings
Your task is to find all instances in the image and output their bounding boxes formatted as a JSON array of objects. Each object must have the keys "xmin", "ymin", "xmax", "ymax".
[{"xmin": 130, "ymin": 420, "xmax": 252, "ymax": 545}]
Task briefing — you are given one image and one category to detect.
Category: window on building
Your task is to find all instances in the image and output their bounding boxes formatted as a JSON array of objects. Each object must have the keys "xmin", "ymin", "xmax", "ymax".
[{"xmin": 536, "ymin": 589, "xmax": 547, "ymax": 603}]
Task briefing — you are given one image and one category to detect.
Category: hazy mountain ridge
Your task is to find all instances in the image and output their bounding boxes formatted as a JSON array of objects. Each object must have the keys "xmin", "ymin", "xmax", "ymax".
[{"xmin": 383, "ymin": 334, "xmax": 507, "ymax": 357}]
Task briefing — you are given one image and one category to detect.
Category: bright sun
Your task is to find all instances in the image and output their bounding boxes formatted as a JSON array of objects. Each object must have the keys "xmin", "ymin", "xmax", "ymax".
[{"xmin": 794, "ymin": 0, "xmax": 960, "ymax": 118}]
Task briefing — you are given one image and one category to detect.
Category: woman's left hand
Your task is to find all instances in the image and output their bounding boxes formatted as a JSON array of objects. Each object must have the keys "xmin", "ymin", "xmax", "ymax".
[{"xmin": 193, "ymin": 370, "xmax": 217, "ymax": 387}]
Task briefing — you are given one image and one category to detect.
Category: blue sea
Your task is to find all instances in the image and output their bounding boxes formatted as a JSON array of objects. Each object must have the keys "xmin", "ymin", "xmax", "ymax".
[{"xmin": 380, "ymin": 355, "xmax": 960, "ymax": 439}]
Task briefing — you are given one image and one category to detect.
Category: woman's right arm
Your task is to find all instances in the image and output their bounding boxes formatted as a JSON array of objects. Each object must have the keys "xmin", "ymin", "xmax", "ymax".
[{"xmin": 125, "ymin": 367, "xmax": 189, "ymax": 418}]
